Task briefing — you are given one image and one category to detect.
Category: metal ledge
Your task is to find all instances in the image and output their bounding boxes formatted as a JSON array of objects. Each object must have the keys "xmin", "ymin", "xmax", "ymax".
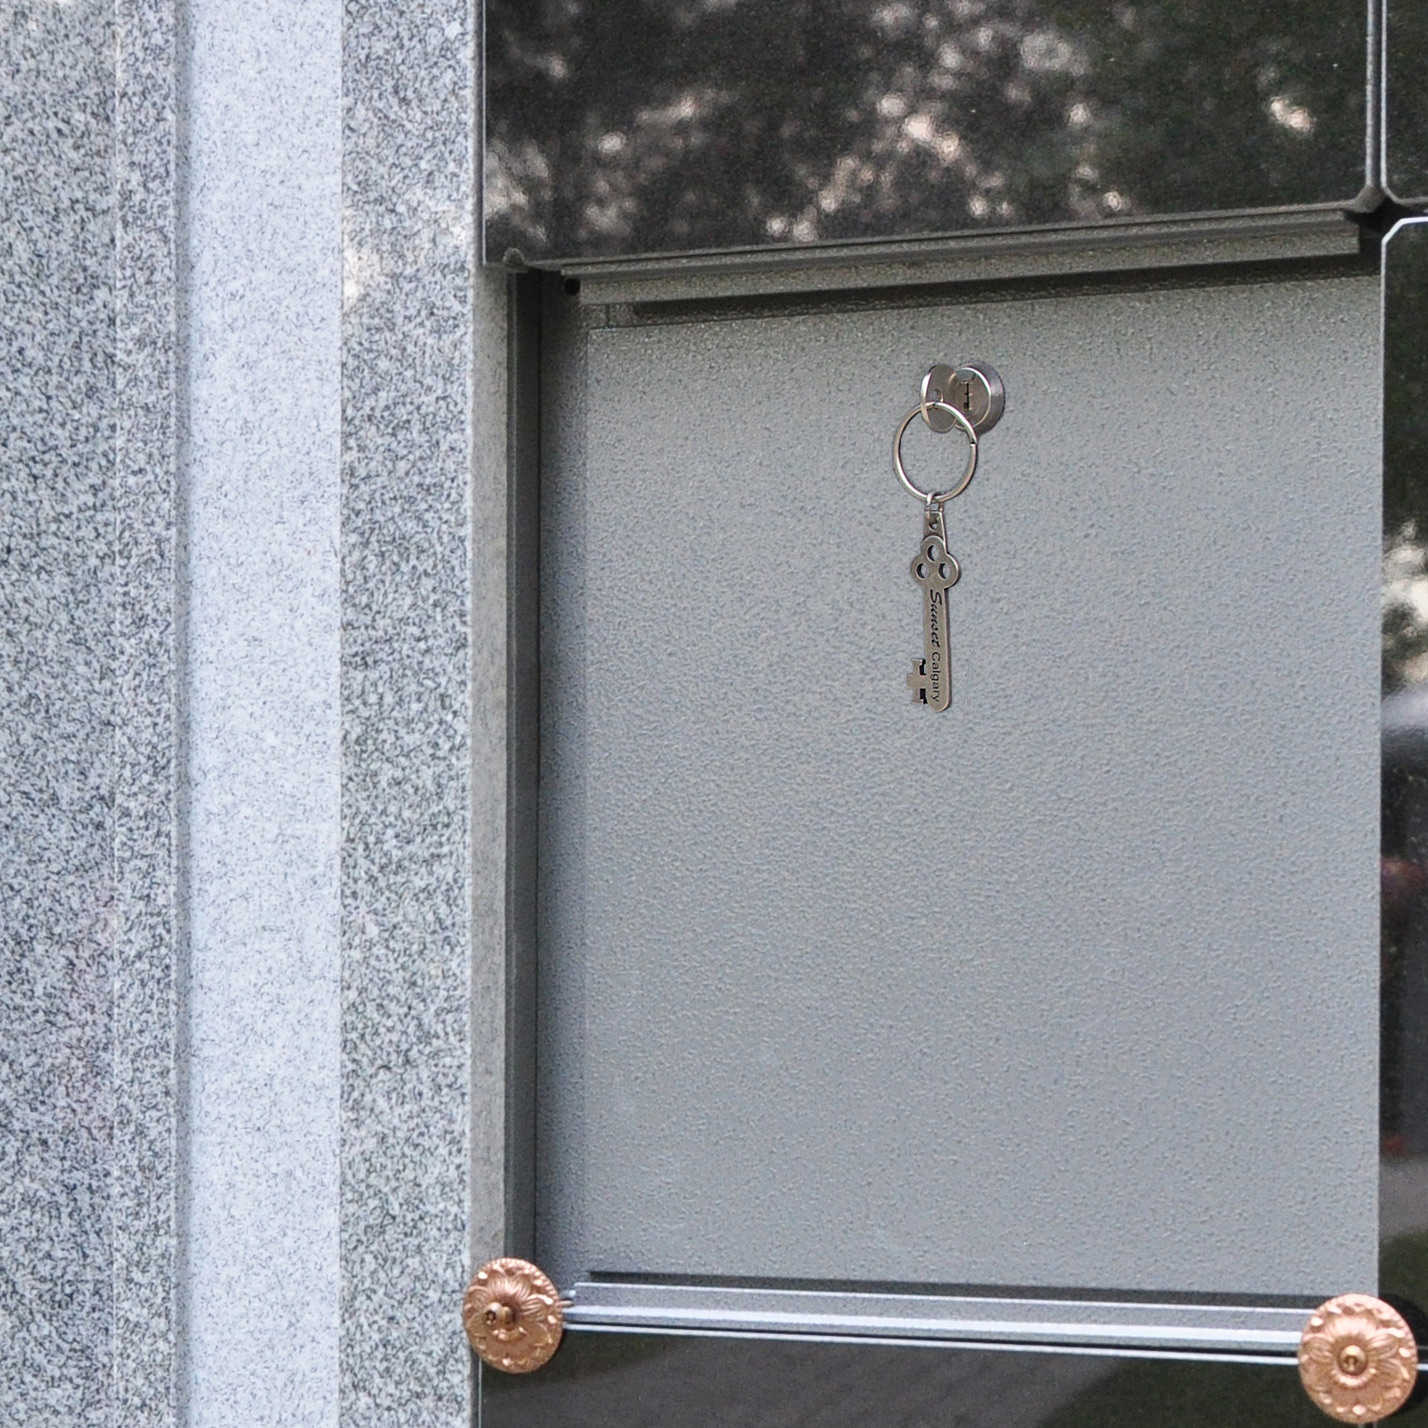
[
  {"xmin": 564, "ymin": 1282, "xmax": 1314, "ymax": 1359},
  {"xmin": 565, "ymin": 209, "xmax": 1363, "ymax": 306}
]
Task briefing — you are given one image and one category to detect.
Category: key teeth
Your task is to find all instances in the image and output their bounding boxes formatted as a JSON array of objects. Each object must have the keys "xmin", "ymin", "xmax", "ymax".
[{"xmin": 907, "ymin": 660, "xmax": 930, "ymax": 703}]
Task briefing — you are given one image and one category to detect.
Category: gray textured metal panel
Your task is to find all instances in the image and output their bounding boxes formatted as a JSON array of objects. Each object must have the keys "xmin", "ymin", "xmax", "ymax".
[{"xmin": 538, "ymin": 272, "xmax": 1381, "ymax": 1301}]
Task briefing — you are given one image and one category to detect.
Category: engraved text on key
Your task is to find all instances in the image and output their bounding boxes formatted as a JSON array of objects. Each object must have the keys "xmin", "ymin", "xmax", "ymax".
[{"xmin": 908, "ymin": 527, "xmax": 960, "ymax": 711}]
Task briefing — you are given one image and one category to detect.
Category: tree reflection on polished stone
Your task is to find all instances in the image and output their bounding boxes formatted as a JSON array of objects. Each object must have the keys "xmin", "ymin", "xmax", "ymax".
[
  {"xmin": 481, "ymin": 1333, "xmax": 1350, "ymax": 1427},
  {"xmin": 1386, "ymin": 0, "xmax": 1428, "ymax": 202},
  {"xmin": 1382, "ymin": 223, "xmax": 1428, "ymax": 1347},
  {"xmin": 485, "ymin": 0, "xmax": 1367, "ymax": 263}
]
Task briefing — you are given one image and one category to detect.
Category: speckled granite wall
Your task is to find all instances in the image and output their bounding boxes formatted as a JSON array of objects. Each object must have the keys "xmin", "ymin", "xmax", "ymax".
[
  {"xmin": 114, "ymin": 0, "xmax": 183, "ymax": 1422},
  {"xmin": 3, "ymin": 0, "xmax": 184, "ymax": 1420},
  {"xmin": 3, "ymin": 0, "xmax": 500, "ymax": 1418},
  {"xmin": 341, "ymin": 0, "xmax": 504, "ymax": 1419},
  {"xmin": 0, "ymin": 3, "xmax": 117, "ymax": 1418},
  {"xmin": 182, "ymin": 0, "xmax": 342, "ymax": 1421}
]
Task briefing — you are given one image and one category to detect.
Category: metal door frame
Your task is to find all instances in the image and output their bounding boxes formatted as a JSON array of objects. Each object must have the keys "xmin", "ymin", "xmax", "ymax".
[{"xmin": 497, "ymin": 229, "xmax": 1394, "ymax": 1363}]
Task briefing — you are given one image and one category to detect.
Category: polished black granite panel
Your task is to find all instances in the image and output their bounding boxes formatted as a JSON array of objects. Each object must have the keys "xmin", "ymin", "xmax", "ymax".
[
  {"xmin": 480, "ymin": 1331, "xmax": 1426, "ymax": 1427},
  {"xmin": 485, "ymin": 0, "xmax": 1369, "ymax": 264},
  {"xmin": 1383, "ymin": 220, "xmax": 1428, "ymax": 1324},
  {"xmin": 1385, "ymin": 0, "xmax": 1428, "ymax": 202}
]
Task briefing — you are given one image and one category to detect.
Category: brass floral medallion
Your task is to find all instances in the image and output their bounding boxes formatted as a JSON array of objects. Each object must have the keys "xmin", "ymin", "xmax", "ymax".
[
  {"xmin": 462, "ymin": 1257, "xmax": 568, "ymax": 1374},
  {"xmin": 1299, "ymin": 1294, "xmax": 1418, "ymax": 1422}
]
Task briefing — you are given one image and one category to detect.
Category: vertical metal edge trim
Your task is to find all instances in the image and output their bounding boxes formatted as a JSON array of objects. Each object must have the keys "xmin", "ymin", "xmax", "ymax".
[{"xmin": 504, "ymin": 272, "xmax": 541, "ymax": 1258}]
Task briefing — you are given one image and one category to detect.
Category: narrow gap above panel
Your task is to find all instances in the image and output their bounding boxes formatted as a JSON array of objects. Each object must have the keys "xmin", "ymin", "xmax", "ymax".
[
  {"xmin": 575, "ymin": 249, "xmax": 1376, "ymax": 331},
  {"xmin": 563, "ymin": 208, "xmax": 1362, "ymax": 308}
]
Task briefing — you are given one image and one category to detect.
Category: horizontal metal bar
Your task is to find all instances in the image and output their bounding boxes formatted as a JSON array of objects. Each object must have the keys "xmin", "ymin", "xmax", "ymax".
[
  {"xmin": 564, "ymin": 208, "xmax": 1362, "ymax": 306},
  {"xmin": 565, "ymin": 1323, "xmax": 1303, "ymax": 1367},
  {"xmin": 565, "ymin": 1281, "xmax": 1315, "ymax": 1357}
]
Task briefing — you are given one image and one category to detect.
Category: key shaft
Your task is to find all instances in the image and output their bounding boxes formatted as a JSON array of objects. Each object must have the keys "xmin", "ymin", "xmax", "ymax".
[{"xmin": 907, "ymin": 517, "xmax": 959, "ymax": 711}]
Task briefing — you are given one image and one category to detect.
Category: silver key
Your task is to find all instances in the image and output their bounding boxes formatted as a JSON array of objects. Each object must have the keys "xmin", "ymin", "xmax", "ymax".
[{"xmin": 906, "ymin": 506, "xmax": 960, "ymax": 711}]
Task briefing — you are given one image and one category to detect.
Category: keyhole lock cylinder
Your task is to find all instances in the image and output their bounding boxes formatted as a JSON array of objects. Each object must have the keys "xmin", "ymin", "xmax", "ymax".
[{"xmin": 920, "ymin": 362, "xmax": 1005, "ymax": 436}]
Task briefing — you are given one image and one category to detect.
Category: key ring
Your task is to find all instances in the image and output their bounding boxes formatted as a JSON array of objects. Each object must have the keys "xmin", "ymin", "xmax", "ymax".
[{"xmin": 892, "ymin": 399, "xmax": 979, "ymax": 504}]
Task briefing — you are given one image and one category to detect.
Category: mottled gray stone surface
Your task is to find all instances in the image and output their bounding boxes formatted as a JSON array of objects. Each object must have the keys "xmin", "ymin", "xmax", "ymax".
[
  {"xmin": 2, "ymin": 0, "xmax": 183, "ymax": 1416},
  {"xmin": 1, "ymin": 0, "xmax": 117, "ymax": 1422},
  {"xmin": 114, "ymin": 0, "xmax": 182, "ymax": 1421},
  {"xmin": 182, "ymin": 0, "xmax": 342, "ymax": 1422},
  {"xmin": 5, "ymin": 0, "xmax": 496, "ymax": 1419},
  {"xmin": 342, "ymin": 0, "xmax": 496, "ymax": 1423}
]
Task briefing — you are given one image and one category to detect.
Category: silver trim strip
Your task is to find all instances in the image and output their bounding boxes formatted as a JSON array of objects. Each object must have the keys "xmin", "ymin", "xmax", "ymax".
[
  {"xmin": 564, "ymin": 209, "xmax": 1362, "ymax": 305},
  {"xmin": 565, "ymin": 1282, "xmax": 1313, "ymax": 1357}
]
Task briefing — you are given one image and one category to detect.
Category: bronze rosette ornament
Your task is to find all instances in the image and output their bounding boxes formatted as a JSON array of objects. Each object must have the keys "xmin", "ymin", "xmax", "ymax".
[
  {"xmin": 1299, "ymin": 1294, "xmax": 1419, "ymax": 1422},
  {"xmin": 462, "ymin": 1257, "xmax": 569, "ymax": 1374}
]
